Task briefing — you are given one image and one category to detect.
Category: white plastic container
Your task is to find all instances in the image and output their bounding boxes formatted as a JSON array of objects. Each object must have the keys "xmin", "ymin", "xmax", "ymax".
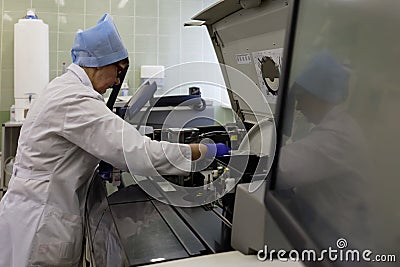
[{"xmin": 14, "ymin": 11, "xmax": 49, "ymax": 121}]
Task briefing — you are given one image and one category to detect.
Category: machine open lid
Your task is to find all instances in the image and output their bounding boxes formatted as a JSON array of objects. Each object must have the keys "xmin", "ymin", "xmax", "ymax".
[{"xmin": 187, "ymin": 0, "xmax": 291, "ymax": 125}]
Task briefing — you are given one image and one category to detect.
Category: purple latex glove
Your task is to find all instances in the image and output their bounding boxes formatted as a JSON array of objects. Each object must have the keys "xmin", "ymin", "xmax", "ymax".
[{"xmin": 205, "ymin": 143, "xmax": 230, "ymax": 158}]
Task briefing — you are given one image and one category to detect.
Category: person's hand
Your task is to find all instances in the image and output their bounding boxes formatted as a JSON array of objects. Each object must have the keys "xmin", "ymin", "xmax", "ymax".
[{"xmin": 205, "ymin": 143, "xmax": 231, "ymax": 158}]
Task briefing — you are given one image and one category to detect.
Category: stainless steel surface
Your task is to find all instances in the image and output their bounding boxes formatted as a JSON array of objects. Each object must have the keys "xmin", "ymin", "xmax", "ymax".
[
  {"xmin": 175, "ymin": 206, "xmax": 232, "ymax": 254},
  {"xmin": 210, "ymin": 207, "xmax": 233, "ymax": 228},
  {"xmin": 86, "ymin": 179, "xmax": 232, "ymax": 266},
  {"xmin": 110, "ymin": 201, "xmax": 189, "ymax": 266},
  {"xmin": 1, "ymin": 122, "xmax": 22, "ymax": 198}
]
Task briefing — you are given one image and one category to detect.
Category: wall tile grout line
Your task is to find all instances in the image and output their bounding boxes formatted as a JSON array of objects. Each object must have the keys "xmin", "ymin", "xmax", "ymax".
[{"xmin": 0, "ymin": 0, "xmax": 221, "ymax": 113}]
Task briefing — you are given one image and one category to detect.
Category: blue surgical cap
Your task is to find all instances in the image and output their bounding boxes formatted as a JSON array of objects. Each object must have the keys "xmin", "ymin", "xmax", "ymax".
[
  {"xmin": 294, "ymin": 51, "xmax": 350, "ymax": 104},
  {"xmin": 71, "ymin": 14, "xmax": 128, "ymax": 67}
]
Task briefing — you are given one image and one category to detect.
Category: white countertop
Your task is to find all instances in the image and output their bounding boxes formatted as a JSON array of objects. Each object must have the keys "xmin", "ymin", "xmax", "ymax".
[
  {"xmin": 140, "ymin": 251, "xmax": 304, "ymax": 267},
  {"xmin": 2, "ymin": 121, "xmax": 23, "ymax": 127}
]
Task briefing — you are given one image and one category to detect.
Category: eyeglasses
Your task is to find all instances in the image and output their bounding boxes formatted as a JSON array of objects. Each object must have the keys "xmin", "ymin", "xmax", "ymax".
[{"xmin": 114, "ymin": 63, "xmax": 125, "ymax": 76}]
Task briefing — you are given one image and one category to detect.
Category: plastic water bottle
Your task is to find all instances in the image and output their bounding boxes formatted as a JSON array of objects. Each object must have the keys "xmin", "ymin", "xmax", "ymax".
[
  {"xmin": 10, "ymin": 105, "xmax": 15, "ymax": 121},
  {"xmin": 25, "ymin": 9, "xmax": 38, "ymax": 19},
  {"xmin": 121, "ymin": 82, "xmax": 129, "ymax": 96},
  {"xmin": 62, "ymin": 62, "xmax": 67, "ymax": 74}
]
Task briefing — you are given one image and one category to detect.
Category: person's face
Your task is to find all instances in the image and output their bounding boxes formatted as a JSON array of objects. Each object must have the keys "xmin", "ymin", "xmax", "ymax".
[
  {"xmin": 295, "ymin": 91, "xmax": 313, "ymax": 119},
  {"xmin": 92, "ymin": 62, "xmax": 127, "ymax": 94},
  {"xmin": 295, "ymin": 90, "xmax": 329, "ymax": 125}
]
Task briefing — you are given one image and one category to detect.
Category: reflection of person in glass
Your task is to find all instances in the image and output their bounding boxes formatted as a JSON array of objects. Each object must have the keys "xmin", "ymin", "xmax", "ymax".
[{"xmin": 276, "ymin": 52, "xmax": 372, "ymax": 251}]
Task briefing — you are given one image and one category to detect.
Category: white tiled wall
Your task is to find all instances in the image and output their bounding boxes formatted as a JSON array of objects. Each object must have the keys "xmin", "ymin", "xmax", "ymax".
[{"xmin": 0, "ymin": 0, "xmax": 221, "ymax": 115}]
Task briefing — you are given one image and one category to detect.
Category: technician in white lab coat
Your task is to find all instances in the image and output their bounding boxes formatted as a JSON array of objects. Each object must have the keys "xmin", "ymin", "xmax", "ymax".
[
  {"xmin": 277, "ymin": 52, "xmax": 373, "ymax": 252},
  {"xmin": 0, "ymin": 14, "xmax": 227, "ymax": 267},
  {"xmin": 277, "ymin": 52, "xmax": 369, "ymax": 188}
]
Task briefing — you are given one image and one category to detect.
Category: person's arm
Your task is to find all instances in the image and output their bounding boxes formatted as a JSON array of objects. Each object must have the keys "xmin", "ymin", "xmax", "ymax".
[
  {"xmin": 61, "ymin": 94, "xmax": 192, "ymax": 176},
  {"xmin": 188, "ymin": 144, "xmax": 208, "ymax": 160},
  {"xmin": 189, "ymin": 143, "xmax": 231, "ymax": 160}
]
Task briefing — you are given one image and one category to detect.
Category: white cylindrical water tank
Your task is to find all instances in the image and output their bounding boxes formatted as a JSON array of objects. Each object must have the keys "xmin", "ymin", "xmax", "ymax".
[{"xmin": 14, "ymin": 14, "xmax": 49, "ymax": 121}]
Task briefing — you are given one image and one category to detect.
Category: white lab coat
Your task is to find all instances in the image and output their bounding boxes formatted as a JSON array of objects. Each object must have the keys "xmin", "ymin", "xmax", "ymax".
[
  {"xmin": 277, "ymin": 105, "xmax": 369, "ymax": 188},
  {"xmin": 0, "ymin": 64, "xmax": 191, "ymax": 266},
  {"xmin": 276, "ymin": 106, "xmax": 373, "ymax": 249}
]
